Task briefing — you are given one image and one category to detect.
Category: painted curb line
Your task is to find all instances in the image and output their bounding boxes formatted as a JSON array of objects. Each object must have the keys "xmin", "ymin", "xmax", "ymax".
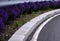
[
  {"xmin": 31, "ymin": 14, "xmax": 60, "ymax": 41},
  {"xmin": 8, "ymin": 9, "xmax": 60, "ymax": 41}
]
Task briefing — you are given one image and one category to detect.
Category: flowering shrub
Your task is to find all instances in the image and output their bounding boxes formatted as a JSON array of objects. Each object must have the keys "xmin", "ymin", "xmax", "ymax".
[
  {"xmin": 24, "ymin": 2, "xmax": 30, "ymax": 12},
  {"xmin": 0, "ymin": 9, "xmax": 8, "ymax": 23},
  {"xmin": 0, "ymin": 17, "xmax": 5, "ymax": 32},
  {"xmin": 8, "ymin": 5, "xmax": 20, "ymax": 18},
  {"xmin": 18, "ymin": 3, "xmax": 26, "ymax": 13},
  {"xmin": 0, "ymin": 1, "xmax": 60, "ymax": 32}
]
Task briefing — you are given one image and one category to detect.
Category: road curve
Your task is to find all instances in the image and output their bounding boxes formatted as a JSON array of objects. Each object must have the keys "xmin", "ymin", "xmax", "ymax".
[{"xmin": 37, "ymin": 15, "xmax": 60, "ymax": 41}]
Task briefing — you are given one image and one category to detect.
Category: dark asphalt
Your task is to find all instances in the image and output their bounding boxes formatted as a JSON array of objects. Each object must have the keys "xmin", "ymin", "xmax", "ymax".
[{"xmin": 37, "ymin": 15, "xmax": 60, "ymax": 41}]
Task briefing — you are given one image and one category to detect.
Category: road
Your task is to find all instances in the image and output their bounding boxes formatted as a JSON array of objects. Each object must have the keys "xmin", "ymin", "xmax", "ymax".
[{"xmin": 37, "ymin": 15, "xmax": 60, "ymax": 41}]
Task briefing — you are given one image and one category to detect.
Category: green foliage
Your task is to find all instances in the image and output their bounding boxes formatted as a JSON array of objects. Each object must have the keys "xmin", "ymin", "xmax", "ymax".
[{"xmin": 14, "ymin": 21, "xmax": 21, "ymax": 27}]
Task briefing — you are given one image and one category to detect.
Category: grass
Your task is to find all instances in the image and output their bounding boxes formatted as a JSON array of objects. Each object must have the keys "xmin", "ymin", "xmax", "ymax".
[{"xmin": 0, "ymin": 9, "xmax": 53, "ymax": 41}]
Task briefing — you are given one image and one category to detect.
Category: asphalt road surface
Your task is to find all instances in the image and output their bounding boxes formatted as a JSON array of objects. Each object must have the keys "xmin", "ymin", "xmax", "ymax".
[{"xmin": 37, "ymin": 15, "xmax": 60, "ymax": 41}]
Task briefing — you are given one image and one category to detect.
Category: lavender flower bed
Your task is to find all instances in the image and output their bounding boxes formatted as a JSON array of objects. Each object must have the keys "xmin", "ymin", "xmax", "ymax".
[{"xmin": 0, "ymin": 1, "xmax": 60, "ymax": 32}]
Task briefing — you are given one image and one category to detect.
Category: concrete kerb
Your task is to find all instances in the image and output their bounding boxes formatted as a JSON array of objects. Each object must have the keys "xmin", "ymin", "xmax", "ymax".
[
  {"xmin": 31, "ymin": 14, "xmax": 60, "ymax": 41},
  {"xmin": 8, "ymin": 9, "xmax": 60, "ymax": 41}
]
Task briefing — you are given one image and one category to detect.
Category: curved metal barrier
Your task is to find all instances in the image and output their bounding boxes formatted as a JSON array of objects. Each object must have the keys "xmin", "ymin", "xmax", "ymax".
[{"xmin": 8, "ymin": 9, "xmax": 60, "ymax": 41}]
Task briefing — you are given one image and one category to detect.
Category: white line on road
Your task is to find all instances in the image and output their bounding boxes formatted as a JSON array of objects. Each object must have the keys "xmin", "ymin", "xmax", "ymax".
[{"xmin": 31, "ymin": 14, "xmax": 60, "ymax": 41}]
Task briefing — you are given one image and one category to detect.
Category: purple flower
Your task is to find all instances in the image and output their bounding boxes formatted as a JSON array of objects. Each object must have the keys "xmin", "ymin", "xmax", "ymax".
[
  {"xmin": 18, "ymin": 3, "xmax": 26, "ymax": 13},
  {"xmin": 23, "ymin": 2, "xmax": 30, "ymax": 11},
  {"xmin": 49, "ymin": 1, "xmax": 59, "ymax": 8},
  {"xmin": 0, "ymin": 8, "xmax": 8, "ymax": 22},
  {"xmin": 29, "ymin": 2, "xmax": 38, "ymax": 10},
  {"xmin": 8, "ymin": 5, "xmax": 20, "ymax": 18},
  {"xmin": 0, "ymin": 17, "xmax": 5, "ymax": 32}
]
